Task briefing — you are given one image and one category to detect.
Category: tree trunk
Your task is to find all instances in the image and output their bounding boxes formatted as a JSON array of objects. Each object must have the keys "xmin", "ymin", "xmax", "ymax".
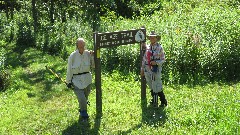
[
  {"xmin": 32, "ymin": 0, "xmax": 37, "ymax": 32},
  {"xmin": 62, "ymin": 0, "xmax": 67, "ymax": 23},
  {"xmin": 4, "ymin": 0, "xmax": 9, "ymax": 19},
  {"xmin": 92, "ymin": 2, "xmax": 100, "ymax": 32},
  {"xmin": 50, "ymin": 0, "xmax": 54, "ymax": 24},
  {"xmin": 10, "ymin": 0, "xmax": 14, "ymax": 41},
  {"xmin": 10, "ymin": 0, "xmax": 13, "ymax": 20}
]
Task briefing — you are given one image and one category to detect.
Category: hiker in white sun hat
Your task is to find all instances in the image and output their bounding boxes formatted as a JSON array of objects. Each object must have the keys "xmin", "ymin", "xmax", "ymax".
[{"xmin": 141, "ymin": 31, "xmax": 167, "ymax": 108}]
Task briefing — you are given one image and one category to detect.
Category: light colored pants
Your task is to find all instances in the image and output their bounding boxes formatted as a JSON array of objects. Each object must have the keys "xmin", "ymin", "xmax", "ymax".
[
  {"xmin": 144, "ymin": 67, "xmax": 163, "ymax": 93},
  {"xmin": 73, "ymin": 84, "xmax": 91, "ymax": 111}
]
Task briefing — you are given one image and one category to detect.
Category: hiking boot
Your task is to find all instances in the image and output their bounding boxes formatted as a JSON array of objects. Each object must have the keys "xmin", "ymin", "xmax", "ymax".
[
  {"xmin": 79, "ymin": 110, "xmax": 89, "ymax": 119},
  {"xmin": 159, "ymin": 100, "xmax": 167, "ymax": 107},
  {"xmin": 158, "ymin": 91, "xmax": 167, "ymax": 107},
  {"xmin": 149, "ymin": 89, "xmax": 154, "ymax": 105}
]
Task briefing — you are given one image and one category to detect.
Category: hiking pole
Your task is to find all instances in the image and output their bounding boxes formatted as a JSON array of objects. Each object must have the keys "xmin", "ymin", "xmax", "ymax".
[
  {"xmin": 46, "ymin": 65, "xmax": 90, "ymax": 105},
  {"xmin": 45, "ymin": 65, "xmax": 67, "ymax": 85}
]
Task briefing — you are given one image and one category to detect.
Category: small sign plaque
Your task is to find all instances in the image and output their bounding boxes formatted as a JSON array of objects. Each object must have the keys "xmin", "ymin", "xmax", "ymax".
[{"xmin": 96, "ymin": 29, "xmax": 146, "ymax": 48}]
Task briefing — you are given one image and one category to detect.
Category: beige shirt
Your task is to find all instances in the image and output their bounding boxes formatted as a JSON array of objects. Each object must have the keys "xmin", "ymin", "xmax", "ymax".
[{"xmin": 66, "ymin": 50, "xmax": 94, "ymax": 89}]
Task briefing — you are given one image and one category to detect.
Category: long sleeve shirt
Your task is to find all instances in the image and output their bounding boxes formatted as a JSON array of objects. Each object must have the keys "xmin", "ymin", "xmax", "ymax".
[
  {"xmin": 66, "ymin": 50, "xmax": 95, "ymax": 89},
  {"xmin": 142, "ymin": 42, "xmax": 165, "ymax": 72}
]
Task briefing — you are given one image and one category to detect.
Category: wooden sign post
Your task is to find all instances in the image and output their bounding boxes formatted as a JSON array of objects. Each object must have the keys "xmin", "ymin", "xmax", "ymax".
[{"xmin": 93, "ymin": 28, "xmax": 146, "ymax": 116}]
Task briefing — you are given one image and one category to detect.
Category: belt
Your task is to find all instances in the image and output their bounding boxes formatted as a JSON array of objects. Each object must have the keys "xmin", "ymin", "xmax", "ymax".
[{"xmin": 73, "ymin": 72, "xmax": 89, "ymax": 76}]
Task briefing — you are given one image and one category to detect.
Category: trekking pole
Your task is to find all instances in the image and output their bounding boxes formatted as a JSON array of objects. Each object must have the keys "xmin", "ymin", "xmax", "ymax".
[{"xmin": 45, "ymin": 65, "xmax": 67, "ymax": 85}]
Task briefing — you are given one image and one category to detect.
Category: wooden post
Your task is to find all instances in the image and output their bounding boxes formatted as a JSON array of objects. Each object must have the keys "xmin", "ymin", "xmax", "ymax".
[
  {"xmin": 140, "ymin": 41, "xmax": 146, "ymax": 100},
  {"xmin": 94, "ymin": 32, "xmax": 102, "ymax": 117}
]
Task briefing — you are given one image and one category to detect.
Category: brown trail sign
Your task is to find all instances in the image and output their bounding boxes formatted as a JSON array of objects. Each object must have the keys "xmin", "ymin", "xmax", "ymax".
[{"xmin": 93, "ymin": 28, "xmax": 147, "ymax": 116}]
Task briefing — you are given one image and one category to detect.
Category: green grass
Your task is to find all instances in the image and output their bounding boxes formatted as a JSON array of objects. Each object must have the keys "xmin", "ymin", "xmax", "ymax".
[{"xmin": 0, "ymin": 45, "xmax": 239, "ymax": 134}]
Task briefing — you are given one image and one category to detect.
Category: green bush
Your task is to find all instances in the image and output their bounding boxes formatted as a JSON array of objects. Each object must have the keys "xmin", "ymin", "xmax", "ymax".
[
  {"xmin": 16, "ymin": 15, "xmax": 36, "ymax": 50},
  {"xmin": 0, "ymin": 13, "xmax": 16, "ymax": 42},
  {"xmin": 2, "ymin": 0, "xmax": 240, "ymax": 86},
  {"xmin": 99, "ymin": 1, "xmax": 240, "ymax": 84},
  {"xmin": 101, "ymin": 45, "xmax": 140, "ymax": 74},
  {"xmin": 195, "ymin": 5, "xmax": 240, "ymax": 82},
  {"xmin": 36, "ymin": 20, "xmax": 93, "ymax": 60}
]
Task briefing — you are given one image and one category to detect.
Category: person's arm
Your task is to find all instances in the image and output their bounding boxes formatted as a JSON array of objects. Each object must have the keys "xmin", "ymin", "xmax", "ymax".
[
  {"xmin": 155, "ymin": 46, "xmax": 166, "ymax": 66},
  {"xmin": 89, "ymin": 50, "xmax": 95, "ymax": 68},
  {"xmin": 66, "ymin": 54, "xmax": 73, "ymax": 84}
]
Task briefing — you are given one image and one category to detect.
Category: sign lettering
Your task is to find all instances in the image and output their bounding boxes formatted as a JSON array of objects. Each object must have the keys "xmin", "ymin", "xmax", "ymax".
[{"xmin": 96, "ymin": 29, "xmax": 146, "ymax": 48}]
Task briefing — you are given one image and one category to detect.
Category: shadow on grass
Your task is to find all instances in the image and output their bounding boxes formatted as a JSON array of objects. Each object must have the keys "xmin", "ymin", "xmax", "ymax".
[
  {"xmin": 5, "ymin": 44, "xmax": 44, "ymax": 68},
  {"xmin": 119, "ymin": 98, "xmax": 168, "ymax": 134},
  {"xmin": 5, "ymin": 44, "xmax": 68, "ymax": 101},
  {"xmin": 141, "ymin": 98, "xmax": 168, "ymax": 126},
  {"xmin": 16, "ymin": 66, "xmax": 67, "ymax": 102},
  {"xmin": 62, "ymin": 116, "xmax": 101, "ymax": 135}
]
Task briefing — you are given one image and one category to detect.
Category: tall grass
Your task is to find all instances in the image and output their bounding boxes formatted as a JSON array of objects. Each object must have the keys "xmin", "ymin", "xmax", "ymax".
[{"xmin": 99, "ymin": 1, "xmax": 240, "ymax": 83}]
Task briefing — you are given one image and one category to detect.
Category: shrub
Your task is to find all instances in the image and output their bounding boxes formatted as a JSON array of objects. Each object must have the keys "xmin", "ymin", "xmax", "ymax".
[
  {"xmin": 0, "ymin": 13, "xmax": 16, "ymax": 42},
  {"xmin": 16, "ymin": 15, "xmax": 36, "ymax": 51},
  {"xmin": 36, "ymin": 20, "xmax": 92, "ymax": 60},
  {"xmin": 99, "ymin": 1, "xmax": 240, "ymax": 84}
]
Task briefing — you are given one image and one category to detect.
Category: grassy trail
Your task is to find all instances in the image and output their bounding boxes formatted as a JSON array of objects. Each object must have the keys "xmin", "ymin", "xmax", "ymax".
[{"xmin": 0, "ymin": 45, "xmax": 239, "ymax": 134}]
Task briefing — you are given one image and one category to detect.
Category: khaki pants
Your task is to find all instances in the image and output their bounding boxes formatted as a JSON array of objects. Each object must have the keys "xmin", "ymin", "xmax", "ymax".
[{"xmin": 73, "ymin": 84, "xmax": 91, "ymax": 111}]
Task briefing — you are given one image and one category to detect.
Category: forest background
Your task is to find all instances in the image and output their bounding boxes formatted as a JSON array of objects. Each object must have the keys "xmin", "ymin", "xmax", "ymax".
[{"xmin": 1, "ymin": 0, "xmax": 240, "ymax": 89}]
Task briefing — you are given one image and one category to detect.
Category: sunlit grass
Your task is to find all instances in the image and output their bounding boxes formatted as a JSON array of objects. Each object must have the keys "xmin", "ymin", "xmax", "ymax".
[{"xmin": 0, "ymin": 46, "xmax": 239, "ymax": 134}]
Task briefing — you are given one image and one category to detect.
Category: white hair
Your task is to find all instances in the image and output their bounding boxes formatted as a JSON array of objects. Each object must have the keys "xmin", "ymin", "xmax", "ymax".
[
  {"xmin": 76, "ymin": 38, "xmax": 85, "ymax": 45},
  {"xmin": 76, "ymin": 38, "xmax": 86, "ymax": 50}
]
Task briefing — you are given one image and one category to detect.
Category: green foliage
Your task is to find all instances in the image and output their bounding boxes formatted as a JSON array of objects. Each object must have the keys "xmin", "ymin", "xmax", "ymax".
[
  {"xmin": 137, "ymin": 0, "xmax": 163, "ymax": 17},
  {"xmin": 0, "ymin": 13, "xmax": 15, "ymax": 42},
  {"xmin": 99, "ymin": 1, "xmax": 240, "ymax": 84},
  {"xmin": 193, "ymin": 5, "xmax": 240, "ymax": 82},
  {"xmin": 141, "ymin": 1, "xmax": 240, "ymax": 84},
  {"xmin": 16, "ymin": 15, "xmax": 35, "ymax": 49},
  {"xmin": 1, "ymin": 0, "xmax": 240, "ymax": 87},
  {"xmin": 101, "ymin": 45, "xmax": 141, "ymax": 74},
  {"xmin": 36, "ymin": 20, "xmax": 93, "ymax": 60},
  {"xmin": 36, "ymin": 22, "xmax": 65, "ymax": 57}
]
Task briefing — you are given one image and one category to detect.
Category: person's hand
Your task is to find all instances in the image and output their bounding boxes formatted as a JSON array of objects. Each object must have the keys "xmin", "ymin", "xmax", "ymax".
[
  {"xmin": 150, "ymin": 61, "xmax": 157, "ymax": 65},
  {"xmin": 141, "ymin": 42, "xmax": 146, "ymax": 50},
  {"xmin": 67, "ymin": 83, "xmax": 72, "ymax": 88},
  {"xmin": 89, "ymin": 50, "xmax": 94, "ymax": 55}
]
